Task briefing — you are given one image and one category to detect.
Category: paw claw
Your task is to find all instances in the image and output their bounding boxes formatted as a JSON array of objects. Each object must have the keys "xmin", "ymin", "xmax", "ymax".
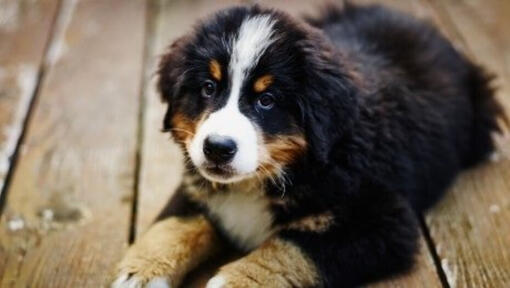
[
  {"xmin": 206, "ymin": 275, "xmax": 226, "ymax": 288},
  {"xmin": 111, "ymin": 274, "xmax": 130, "ymax": 288}
]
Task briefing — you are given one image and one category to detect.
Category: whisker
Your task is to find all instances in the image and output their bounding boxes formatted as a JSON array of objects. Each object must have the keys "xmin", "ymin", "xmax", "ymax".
[
  {"xmin": 263, "ymin": 160, "xmax": 290, "ymax": 199},
  {"xmin": 169, "ymin": 127, "xmax": 195, "ymax": 136},
  {"xmin": 259, "ymin": 164, "xmax": 280, "ymax": 189}
]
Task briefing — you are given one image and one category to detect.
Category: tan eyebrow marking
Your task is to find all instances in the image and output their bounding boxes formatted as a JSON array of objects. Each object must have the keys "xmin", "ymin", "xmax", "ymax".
[
  {"xmin": 209, "ymin": 59, "xmax": 222, "ymax": 81},
  {"xmin": 254, "ymin": 74, "xmax": 274, "ymax": 93}
]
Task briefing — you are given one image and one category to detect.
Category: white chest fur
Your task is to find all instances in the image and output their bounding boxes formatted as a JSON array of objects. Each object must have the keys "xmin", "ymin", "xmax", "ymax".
[{"xmin": 204, "ymin": 187, "xmax": 274, "ymax": 251}]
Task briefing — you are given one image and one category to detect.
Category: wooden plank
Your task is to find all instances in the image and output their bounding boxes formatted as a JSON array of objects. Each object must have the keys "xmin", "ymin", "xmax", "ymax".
[
  {"xmin": 428, "ymin": 0, "xmax": 510, "ymax": 115},
  {"xmin": 418, "ymin": 0, "xmax": 510, "ymax": 287},
  {"xmin": 136, "ymin": 0, "xmax": 443, "ymax": 287},
  {"xmin": 0, "ymin": 0, "xmax": 146, "ymax": 287},
  {"xmin": 0, "ymin": 0, "xmax": 59, "ymax": 195}
]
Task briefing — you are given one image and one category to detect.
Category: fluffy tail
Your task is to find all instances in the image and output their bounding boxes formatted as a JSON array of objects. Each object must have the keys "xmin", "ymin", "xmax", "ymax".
[{"xmin": 464, "ymin": 65, "xmax": 507, "ymax": 167}]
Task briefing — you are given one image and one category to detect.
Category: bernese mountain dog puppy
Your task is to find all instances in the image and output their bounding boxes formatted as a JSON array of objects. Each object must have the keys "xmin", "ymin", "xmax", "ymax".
[{"xmin": 113, "ymin": 3, "xmax": 504, "ymax": 288}]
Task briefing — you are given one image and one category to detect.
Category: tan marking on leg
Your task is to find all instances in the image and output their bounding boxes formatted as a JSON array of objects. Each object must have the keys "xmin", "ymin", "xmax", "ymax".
[
  {"xmin": 285, "ymin": 211, "xmax": 335, "ymax": 233},
  {"xmin": 210, "ymin": 238, "xmax": 319, "ymax": 287},
  {"xmin": 253, "ymin": 74, "xmax": 274, "ymax": 93},
  {"xmin": 209, "ymin": 59, "xmax": 222, "ymax": 81},
  {"xmin": 114, "ymin": 216, "xmax": 221, "ymax": 287}
]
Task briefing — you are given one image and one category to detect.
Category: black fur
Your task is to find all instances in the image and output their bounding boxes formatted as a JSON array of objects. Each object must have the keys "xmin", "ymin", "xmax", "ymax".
[{"xmin": 157, "ymin": 3, "xmax": 504, "ymax": 287}]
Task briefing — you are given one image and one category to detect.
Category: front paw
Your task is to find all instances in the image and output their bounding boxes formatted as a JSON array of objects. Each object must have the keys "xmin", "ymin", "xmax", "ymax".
[
  {"xmin": 111, "ymin": 248, "xmax": 174, "ymax": 288},
  {"xmin": 110, "ymin": 217, "xmax": 220, "ymax": 288},
  {"xmin": 112, "ymin": 274, "xmax": 171, "ymax": 288}
]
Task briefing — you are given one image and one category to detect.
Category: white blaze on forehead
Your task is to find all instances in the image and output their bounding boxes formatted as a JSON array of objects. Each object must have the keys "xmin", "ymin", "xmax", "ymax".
[
  {"xmin": 189, "ymin": 15, "xmax": 277, "ymax": 182},
  {"xmin": 229, "ymin": 14, "xmax": 277, "ymax": 99}
]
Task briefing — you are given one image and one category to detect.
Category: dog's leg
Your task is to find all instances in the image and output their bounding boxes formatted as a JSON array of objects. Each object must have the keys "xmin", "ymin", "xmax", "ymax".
[
  {"xmin": 206, "ymin": 192, "xmax": 419, "ymax": 288},
  {"xmin": 206, "ymin": 237, "xmax": 320, "ymax": 288},
  {"xmin": 112, "ymin": 187, "xmax": 221, "ymax": 288},
  {"xmin": 112, "ymin": 215, "xmax": 220, "ymax": 288}
]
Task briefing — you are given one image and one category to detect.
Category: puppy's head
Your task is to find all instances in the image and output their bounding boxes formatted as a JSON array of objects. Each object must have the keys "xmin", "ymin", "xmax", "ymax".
[{"xmin": 158, "ymin": 6, "xmax": 357, "ymax": 184}]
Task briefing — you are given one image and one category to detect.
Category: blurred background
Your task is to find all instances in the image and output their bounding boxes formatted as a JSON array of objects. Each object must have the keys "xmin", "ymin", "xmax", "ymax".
[{"xmin": 0, "ymin": 0, "xmax": 509, "ymax": 287}]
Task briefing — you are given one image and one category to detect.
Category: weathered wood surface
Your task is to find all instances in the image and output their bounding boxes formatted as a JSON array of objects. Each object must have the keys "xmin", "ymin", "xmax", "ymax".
[
  {"xmin": 421, "ymin": 0, "xmax": 510, "ymax": 287},
  {"xmin": 0, "ymin": 0, "xmax": 59, "ymax": 195},
  {"xmin": 0, "ymin": 0, "xmax": 508, "ymax": 287},
  {"xmin": 0, "ymin": 0, "xmax": 145, "ymax": 287}
]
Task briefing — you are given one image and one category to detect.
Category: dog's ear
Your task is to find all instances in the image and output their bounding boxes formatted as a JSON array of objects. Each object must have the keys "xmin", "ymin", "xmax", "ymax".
[
  {"xmin": 157, "ymin": 35, "xmax": 192, "ymax": 103},
  {"xmin": 158, "ymin": 35, "xmax": 192, "ymax": 131},
  {"xmin": 298, "ymin": 30, "xmax": 358, "ymax": 165}
]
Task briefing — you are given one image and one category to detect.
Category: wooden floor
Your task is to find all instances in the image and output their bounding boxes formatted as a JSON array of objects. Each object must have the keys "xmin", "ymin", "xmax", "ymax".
[{"xmin": 0, "ymin": 0, "xmax": 509, "ymax": 287}]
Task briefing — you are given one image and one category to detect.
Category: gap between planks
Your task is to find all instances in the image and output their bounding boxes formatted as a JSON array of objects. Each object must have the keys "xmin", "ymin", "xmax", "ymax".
[
  {"xmin": 420, "ymin": 0, "xmax": 510, "ymax": 287},
  {"xmin": 0, "ymin": 0, "xmax": 147, "ymax": 286},
  {"xmin": 128, "ymin": 0, "xmax": 155, "ymax": 245},
  {"xmin": 0, "ymin": 0, "xmax": 66, "ymax": 212}
]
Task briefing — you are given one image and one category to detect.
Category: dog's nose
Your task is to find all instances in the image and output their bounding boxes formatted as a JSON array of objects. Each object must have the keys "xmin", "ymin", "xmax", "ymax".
[{"xmin": 203, "ymin": 135, "xmax": 237, "ymax": 164}]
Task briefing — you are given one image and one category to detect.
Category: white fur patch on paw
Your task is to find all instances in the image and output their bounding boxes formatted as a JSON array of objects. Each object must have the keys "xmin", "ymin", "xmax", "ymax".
[
  {"xmin": 490, "ymin": 151, "xmax": 502, "ymax": 162},
  {"xmin": 146, "ymin": 277, "xmax": 170, "ymax": 288},
  {"xmin": 206, "ymin": 275, "xmax": 226, "ymax": 288},
  {"xmin": 111, "ymin": 274, "xmax": 170, "ymax": 288}
]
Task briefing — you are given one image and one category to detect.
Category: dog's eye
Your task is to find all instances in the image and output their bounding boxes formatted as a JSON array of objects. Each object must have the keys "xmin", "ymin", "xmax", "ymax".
[
  {"xmin": 201, "ymin": 80, "xmax": 216, "ymax": 98},
  {"xmin": 257, "ymin": 93, "xmax": 275, "ymax": 110}
]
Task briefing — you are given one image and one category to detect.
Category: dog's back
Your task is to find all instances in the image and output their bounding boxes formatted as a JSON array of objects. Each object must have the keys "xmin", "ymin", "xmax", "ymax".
[{"xmin": 308, "ymin": 4, "xmax": 505, "ymax": 210}]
